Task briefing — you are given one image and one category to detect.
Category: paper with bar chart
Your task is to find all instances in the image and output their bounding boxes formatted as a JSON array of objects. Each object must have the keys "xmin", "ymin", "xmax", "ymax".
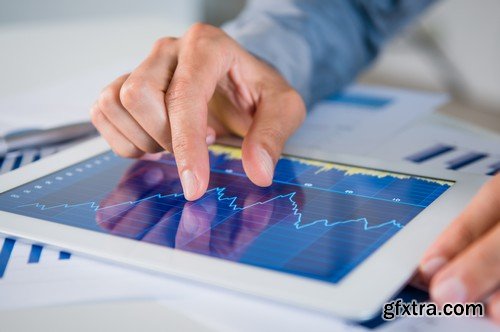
[
  {"xmin": 0, "ymin": 145, "xmax": 452, "ymax": 283},
  {"xmin": 370, "ymin": 122, "xmax": 500, "ymax": 177},
  {"xmin": 0, "ymin": 233, "xmax": 219, "ymax": 311}
]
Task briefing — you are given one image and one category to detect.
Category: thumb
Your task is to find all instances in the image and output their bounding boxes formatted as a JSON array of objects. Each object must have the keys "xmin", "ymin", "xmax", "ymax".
[
  {"xmin": 419, "ymin": 175, "xmax": 500, "ymax": 282},
  {"xmin": 241, "ymin": 89, "xmax": 305, "ymax": 187}
]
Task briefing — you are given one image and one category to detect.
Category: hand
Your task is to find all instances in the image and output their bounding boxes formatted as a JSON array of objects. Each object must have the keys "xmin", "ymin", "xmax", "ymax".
[
  {"xmin": 418, "ymin": 174, "xmax": 500, "ymax": 323},
  {"xmin": 90, "ymin": 23, "xmax": 306, "ymax": 201}
]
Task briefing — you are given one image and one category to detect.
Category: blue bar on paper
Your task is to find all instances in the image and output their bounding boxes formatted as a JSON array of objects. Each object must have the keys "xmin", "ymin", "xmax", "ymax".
[
  {"xmin": 28, "ymin": 244, "xmax": 43, "ymax": 264},
  {"xmin": 59, "ymin": 251, "xmax": 71, "ymax": 260},
  {"xmin": 32, "ymin": 152, "xmax": 41, "ymax": 162},
  {"xmin": 0, "ymin": 238, "xmax": 16, "ymax": 278},
  {"xmin": 447, "ymin": 152, "xmax": 488, "ymax": 170},
  {"xmin": 324, "ymin": 93, "xmax": 392, "ymax": 109},
  {"xmin": 406, "ymin": 144, "xmax": 456, "ymax": 163}
]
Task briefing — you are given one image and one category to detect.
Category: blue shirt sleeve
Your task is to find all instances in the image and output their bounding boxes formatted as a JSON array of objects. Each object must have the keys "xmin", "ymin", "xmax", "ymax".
[{"xmin": 223, "ymin": 0, "xmax": 436, "ymax": 106}]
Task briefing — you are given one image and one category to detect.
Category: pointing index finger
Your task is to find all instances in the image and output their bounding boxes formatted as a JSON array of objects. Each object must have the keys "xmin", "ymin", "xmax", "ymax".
[{"xmin": 166, "ymin": 25, "xmax": 235, "ymax": 200}]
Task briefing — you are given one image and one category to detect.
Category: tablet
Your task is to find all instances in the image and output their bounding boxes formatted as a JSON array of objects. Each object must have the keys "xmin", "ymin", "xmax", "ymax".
[{"xmin": 0, "ymin": 138, "xmax": 487, "ymax": 320}]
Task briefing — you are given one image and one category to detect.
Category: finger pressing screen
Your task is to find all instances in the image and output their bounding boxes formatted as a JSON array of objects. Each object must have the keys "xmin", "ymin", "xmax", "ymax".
[{"xmin": 166, "ymin": 25, "xmax": 234, "ymax": 200}]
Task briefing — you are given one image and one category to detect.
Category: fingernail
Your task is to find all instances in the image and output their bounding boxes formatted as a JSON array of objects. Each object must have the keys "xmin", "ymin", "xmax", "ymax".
[
  {"xmin": 420, "ymin": 256, "xmax": 447, "ymax": 279},
  {"xmin": 181, "ymin": 169, "xmax": 198, "ymax": 200},
  {"xmin": 259, "ymin": 148, "xmax": 274, "ymax": 180},
  {"xmin": 432, "ymin": 277, "xmax": 467, "ymax": 304},
  {"xmin": 206, "ymin": 133, "xmax": 215, "ymax": 145}
]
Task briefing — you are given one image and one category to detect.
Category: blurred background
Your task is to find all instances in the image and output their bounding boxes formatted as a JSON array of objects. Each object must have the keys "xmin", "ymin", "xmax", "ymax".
[{"xmin": 0, "ymin": 0, "xmax": 498, "ymax": 128}]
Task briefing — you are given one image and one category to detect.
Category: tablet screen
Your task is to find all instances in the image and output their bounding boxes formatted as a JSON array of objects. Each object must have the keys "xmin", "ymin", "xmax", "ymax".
[{"xmin": 0, "ymin": 145, "xmax": 453, "ymax": 283}]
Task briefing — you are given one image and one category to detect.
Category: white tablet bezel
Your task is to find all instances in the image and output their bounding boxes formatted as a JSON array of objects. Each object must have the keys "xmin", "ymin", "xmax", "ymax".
[{"xmin": 0, "ymin": 137, "xmax": 487, "ymax": 320}]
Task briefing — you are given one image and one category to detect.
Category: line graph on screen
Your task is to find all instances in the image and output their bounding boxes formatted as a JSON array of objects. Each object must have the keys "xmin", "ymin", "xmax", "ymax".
[{"xmin": 16, "ymin": 187, "xmax": 404, "ymax": 232}]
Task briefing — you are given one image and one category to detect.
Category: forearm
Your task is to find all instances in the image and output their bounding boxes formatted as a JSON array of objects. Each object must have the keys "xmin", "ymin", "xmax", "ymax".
[{"xmin": 223, "ymin": 0, "xmax": 435, "ymax": 106}]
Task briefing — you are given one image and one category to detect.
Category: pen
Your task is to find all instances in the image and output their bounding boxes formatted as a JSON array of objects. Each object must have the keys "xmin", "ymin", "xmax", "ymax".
[{"xmin": 0, "ymin": 121, "xmax": 98, "ymax": 157}]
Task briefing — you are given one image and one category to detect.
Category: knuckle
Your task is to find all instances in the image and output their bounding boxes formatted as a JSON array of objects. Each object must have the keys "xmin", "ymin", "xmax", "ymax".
[
  {"xmin": 187, "ymin": 22, "xmax": 216, "ymax": 37},
  {"xmin": 119, "ymin": 78, "xmax": 150, "ymax": 111},
  {"xmin": 191, "ymin": 37, "xmax": 212, "ymax": 55},
  {"xmin": 153, "ymin": 37, "xmax": 177, "ymax": 49},
  {"xmin": 98, "ymin": 87, "xmax": 119, "ymax": 112},
  {"xmin": 185, "ymin": 23, "xmax": 226, "ymax": 51},
  {"xmin": 151, "ymin": 37, "xmax": 178, "ymax": 56},
  {"xmin": 90, "ymin": 105, "xmax": 104, "ymax": 125}
]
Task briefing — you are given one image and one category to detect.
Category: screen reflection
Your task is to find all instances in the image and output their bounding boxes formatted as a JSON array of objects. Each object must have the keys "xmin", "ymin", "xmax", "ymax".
[{"xmin": 95, "ymin": 155, "xmax": 304, "ymax": 261}]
